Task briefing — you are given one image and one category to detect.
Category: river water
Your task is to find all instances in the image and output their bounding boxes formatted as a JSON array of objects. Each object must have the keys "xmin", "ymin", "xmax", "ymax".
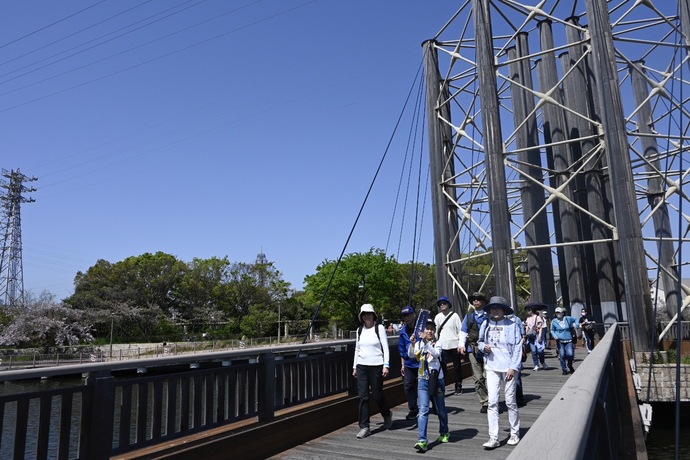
[{"xmin": 645, "ymin": 402, "xmax": 690, "ymax": 459}]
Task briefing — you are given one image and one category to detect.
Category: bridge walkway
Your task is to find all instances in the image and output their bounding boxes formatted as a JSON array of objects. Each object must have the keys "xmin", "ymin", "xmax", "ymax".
[{"xmin": 272, "ymin": 346, "xmax": 589, "ymax": 460}]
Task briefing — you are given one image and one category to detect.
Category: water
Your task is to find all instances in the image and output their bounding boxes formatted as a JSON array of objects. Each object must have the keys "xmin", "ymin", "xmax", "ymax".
[
  {"xmin": 646, "ymin": 403, "xmax": 690, "ymax": 459},
  {"xmin": 0, "ymin": 378, "xmax": 84, "ymax": 459}
]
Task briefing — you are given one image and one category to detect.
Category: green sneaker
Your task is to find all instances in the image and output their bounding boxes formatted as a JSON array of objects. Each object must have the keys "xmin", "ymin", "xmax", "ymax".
[
  {"xmin": 438, "ymin": 433, "xmax": 450, "ymax": 443},
  {"xmin": 414, "ymin": 440, "xmax": 428, "ymax": 452}
]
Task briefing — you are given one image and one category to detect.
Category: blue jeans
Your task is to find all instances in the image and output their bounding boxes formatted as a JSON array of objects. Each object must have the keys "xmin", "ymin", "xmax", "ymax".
[
  {"xmin": 583, "ymin": 331, "xmax": 595, "ymax": 351},
  {"xmin": 417, "ymin": 376, "xmax": 448, "ymax": 442},
  {"xmin": 528, "ymin": 336, "xmax": 545, "ymax": 367},
  {"xmin": 557, "ymin": 340, "xmax": 574, "ymax": 370}
]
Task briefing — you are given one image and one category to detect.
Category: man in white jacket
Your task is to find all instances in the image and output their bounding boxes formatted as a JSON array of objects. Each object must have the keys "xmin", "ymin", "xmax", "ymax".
[{"xmin": 477, "ymin": 296, "xmax": 522, "ymax": 449}]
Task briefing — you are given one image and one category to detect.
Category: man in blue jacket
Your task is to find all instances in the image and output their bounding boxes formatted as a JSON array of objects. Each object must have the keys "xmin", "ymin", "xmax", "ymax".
[{"xmin": 398, "ymin": 306, "xmax": 420, "ymax": 420}]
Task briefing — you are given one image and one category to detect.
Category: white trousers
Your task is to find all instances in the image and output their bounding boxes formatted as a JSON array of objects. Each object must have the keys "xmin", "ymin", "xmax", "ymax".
[{"xmin": 485, "ymin": 369, "xmax": 520, "ymax": 439}]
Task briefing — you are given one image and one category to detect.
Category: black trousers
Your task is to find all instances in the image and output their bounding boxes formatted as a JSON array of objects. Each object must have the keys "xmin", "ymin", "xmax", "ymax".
[
  {"xmin": 356, "ymin": 364, "xmax": 391, "ymax": 428},
  {"xmin": 441, "ymin": 348, "xmax": 463, "ymax": 390},
  {"xmin": 403, "ymin": 365, "xmax": 418, "ymax": 411}
]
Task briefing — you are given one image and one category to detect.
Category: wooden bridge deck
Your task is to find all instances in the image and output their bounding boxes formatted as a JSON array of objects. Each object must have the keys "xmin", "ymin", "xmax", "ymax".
[{"xmin": 272, "ymin": 346, "xmax": 590, "ymax": 460}]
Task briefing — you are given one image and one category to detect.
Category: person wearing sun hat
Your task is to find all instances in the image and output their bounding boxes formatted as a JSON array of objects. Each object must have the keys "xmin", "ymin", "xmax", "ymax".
[
  {"xmin": 353, "ymin": 303, "xmax": 392, "ymax": 439},
  {"xmin": 459, "ymin": 291, "xmax": 490, "ymax": 412},
  {"xmin": 477, "ymin": 296, "xmax": 523, "ymax": 449},
  {"xmin": 434, "ymin": 296, "xmax": 464, "ymax": 395},
  {"xmin": 398, "ymin": 305, "xmax": 419, "ymax": 420}
]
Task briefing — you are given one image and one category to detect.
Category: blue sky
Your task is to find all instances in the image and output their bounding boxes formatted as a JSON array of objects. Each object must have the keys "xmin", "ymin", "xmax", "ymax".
[{"xmin": 2, "ymin": 1, "xmax": 459, "ymax": 299}]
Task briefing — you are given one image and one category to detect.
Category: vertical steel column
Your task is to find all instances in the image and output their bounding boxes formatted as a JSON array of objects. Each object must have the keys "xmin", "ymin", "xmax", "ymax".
[
  {"xmin": 507, "ymin": 34, "xmax": 556, "ymax": 307},
  {"xmin": 536, "ymin": 21, "xmax": 587, "ymax": 312},
  {"xmin": 423, "ymin": 41, "xmax": 464, "ymax": 309},
  {"xmin": 585, "ymin": 0, "xmax": 653, "ymax": 350},
  {"xmin": 472, "ymin": 0, "xmax": 516, "ymax": 305},
  {"xmin": 630, "ymin": 60, "xmax": 681, "ymax": 319},
  {"xmin": 562, "ymin": 17, "xmax": 623, "ymax": 323}
]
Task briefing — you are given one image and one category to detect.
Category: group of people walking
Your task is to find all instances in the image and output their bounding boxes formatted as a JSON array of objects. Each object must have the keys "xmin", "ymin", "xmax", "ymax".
[{"xmin": 352, "ymin": 293, "xmax": 597, "ymax": 452}]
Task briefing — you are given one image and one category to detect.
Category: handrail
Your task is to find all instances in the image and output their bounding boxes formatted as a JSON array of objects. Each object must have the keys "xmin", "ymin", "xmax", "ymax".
[
  {"xmin": 0, "ymin": 336, "xmax": 400, "ymax": 459},
  {"xmin": 0, "ymin": 339, "xmax": 355, "ymax": 383},
  {"xmin": 507, "ymin": 323, "xmax": 647, "ymax": 459}
]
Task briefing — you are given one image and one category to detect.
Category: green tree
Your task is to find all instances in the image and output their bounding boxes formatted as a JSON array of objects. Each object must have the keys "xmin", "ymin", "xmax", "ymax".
[
  {"xmin": 303, "ymin": 248, "xmax": 399, "ymax": 331},
  {"xmin": 393, "ymin": 262, "xmax": 437, "ymax": 312}
]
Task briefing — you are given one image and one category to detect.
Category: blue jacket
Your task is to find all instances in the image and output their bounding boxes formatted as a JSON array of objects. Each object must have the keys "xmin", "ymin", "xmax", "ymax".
[
  {"xmin": 399, "ymin": 325, "xmax": 420, "ymax": 368},
  {"xmin": 550, "ymin": 316, "xmax": 579, "ymax": 341}
]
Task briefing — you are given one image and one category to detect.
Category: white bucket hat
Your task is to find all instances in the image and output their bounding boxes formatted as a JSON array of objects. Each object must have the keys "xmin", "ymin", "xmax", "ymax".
[{"xmin": 358, "ymin": 303, "xmax": 378, "ymax": 322}]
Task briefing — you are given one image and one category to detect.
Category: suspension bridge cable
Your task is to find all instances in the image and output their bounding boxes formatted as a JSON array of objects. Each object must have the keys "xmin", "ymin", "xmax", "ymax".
[
  {"xmin": 301, "ymin": 59, "xmax": 425, "ymax": 345},
  {"xmin": 407, "ymin": 90, "xmax": 428, "ymax": 308}
]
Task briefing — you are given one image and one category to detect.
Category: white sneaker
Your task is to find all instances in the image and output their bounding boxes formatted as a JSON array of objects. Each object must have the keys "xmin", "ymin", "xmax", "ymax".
[
  {"xmin": 483, "ymin": 438, "xmax": 500, "ymax": 449},
  {"xmin": 507, "ymin": 435, "xmax": 520, "ymax": 446},
  {"xmin": 356, "ymin": 427, "xmax": 370, "ymax": 439},
  {"xmin": 533, "ymin": 365, "xmax": 539, "ymax": 371}
]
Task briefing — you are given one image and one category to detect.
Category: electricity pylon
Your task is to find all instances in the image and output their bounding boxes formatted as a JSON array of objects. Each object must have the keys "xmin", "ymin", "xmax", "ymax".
[{"xmin": 0, "ymin": 169, "xmax": 37, "ymax": 307}]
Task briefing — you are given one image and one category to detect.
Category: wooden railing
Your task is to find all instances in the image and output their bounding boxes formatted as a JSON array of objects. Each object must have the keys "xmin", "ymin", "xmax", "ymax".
[{"xmin": 0, "ymin": 340, "xmax": 376, "ymax": 460}]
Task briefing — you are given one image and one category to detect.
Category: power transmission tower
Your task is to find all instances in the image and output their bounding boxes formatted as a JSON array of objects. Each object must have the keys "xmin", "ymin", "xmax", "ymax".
[{"xmin": 0, "ymin": 169, "xmax": 37, "ymax": 307}]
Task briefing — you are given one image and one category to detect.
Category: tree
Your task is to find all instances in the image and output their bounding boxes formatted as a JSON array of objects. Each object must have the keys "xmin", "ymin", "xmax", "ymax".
[
  {"xmin": 0, "ymin": 292, "xmax": 94, "ymax": 351},
  {"xmin": 303, "ymin": 248, "xmax": 399, "ymax": 331}
]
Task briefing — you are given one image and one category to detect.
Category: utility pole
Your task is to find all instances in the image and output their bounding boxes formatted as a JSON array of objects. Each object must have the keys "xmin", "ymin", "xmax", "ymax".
[{"xmin": 0, "ymin": 169, "xmax": 37, "ymax": 307}]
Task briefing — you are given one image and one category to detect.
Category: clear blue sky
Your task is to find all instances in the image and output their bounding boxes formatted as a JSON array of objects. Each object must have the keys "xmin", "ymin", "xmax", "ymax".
[{"xmin": 2, "ymin": 1, "xmax": 459, "ymax": 299}]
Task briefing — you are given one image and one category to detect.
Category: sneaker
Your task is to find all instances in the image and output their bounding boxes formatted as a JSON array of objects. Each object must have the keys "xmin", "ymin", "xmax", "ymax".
[
  {"xmin": 569, "ymin": 364, "xmax": 575, "ymax": 373},
  {"xmin": 437, "ymin": 433, "xmax": 450, "ymax": 443},
  {"xmin": 406, "ymin": 410, "xmax": 418, "ymax": 420},
  {"xmin": 383, "ymin": 412, "xmax": 393, "ymax": 429},
  {"xmin": 356, "ymin": 427, "xmax": 370, "ymax": 439},
  {"xmin": 562, "ymin": 370, "xmax": 569, "ymax": 375},
  {"xmin": 541, "ymin": 364, "xmax": 548, "ymax": 370},
  {"xmin": 533, "ymin": 365, "xmax": 539, "ymax": 371},
  {"xmin": 482, "ymin": 438, "xmax": 500, "ymax": 449},
  {"xmin": 414, "ymin": 441, "xmax": 428, "ymax": 452},
  {"xmin": 507, "ymin": 435, "xmax": 520, "ymax": 446},
  {"xmin": 588, "ymin": 350, "xmax": 592, "ymax": 354},
  {"xmin": 480, "ymin": 405, "xmax": 488, "ymax": 414}
]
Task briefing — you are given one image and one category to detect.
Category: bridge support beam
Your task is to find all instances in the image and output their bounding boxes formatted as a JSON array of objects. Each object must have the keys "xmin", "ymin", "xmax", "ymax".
[{"xmin": 584, "ymin": 0, "xmax": 653, "ymax": 350}]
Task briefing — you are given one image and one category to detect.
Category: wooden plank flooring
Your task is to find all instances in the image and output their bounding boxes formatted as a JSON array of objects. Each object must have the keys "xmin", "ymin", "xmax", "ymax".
[{"xmin": 272, "ymin": 346, "xmax": 590, "ymax": 460}]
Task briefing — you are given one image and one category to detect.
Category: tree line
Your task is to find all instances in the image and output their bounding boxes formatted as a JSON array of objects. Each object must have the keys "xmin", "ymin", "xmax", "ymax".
[{"xmin": 2, "ymin": 248, "xmax": 476, "ymax": 350}]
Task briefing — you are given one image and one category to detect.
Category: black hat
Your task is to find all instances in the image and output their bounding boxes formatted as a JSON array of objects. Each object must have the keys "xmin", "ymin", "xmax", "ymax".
[
  {"xmin": 525, "ymin": 302, "xmax": 548, "ymax": 311},
  {"xmin": 468, "ymin": 292, "xmax": 487, "ymax": 302}
]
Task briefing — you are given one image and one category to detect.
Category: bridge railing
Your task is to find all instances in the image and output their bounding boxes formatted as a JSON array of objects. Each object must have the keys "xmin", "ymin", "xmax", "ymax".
[
  {"xmin": 507, "ymin": 323, "xmax": 647, "ymax": 459},
  {"xmin": 0, "ymin": 339, "xmax": 398, "ymax": 460}
]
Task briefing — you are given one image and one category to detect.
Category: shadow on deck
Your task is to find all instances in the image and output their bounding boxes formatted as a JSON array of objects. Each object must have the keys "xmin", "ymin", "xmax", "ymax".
[{"xmin": 270, "ymin": 347, "xmax": 587, "ymax": 460}]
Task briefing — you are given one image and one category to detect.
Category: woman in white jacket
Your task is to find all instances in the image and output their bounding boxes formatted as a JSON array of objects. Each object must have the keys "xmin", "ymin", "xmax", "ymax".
[
  {"xmin": 477, "ymin": 296, "xmax": 523, "ymax": 449},
  {"xmin": 353, "ymin": 303, "xmax": 392, "ymax": 439}
]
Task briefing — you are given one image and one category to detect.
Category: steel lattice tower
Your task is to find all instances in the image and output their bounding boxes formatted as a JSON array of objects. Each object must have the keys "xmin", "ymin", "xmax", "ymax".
[
  {"xmin": 0, "ymin": 169, "xmax": 37, "ymax": 307},
  {"xmin": 424, "ymin": 0, "xmax": 690, "ymax": 351}
]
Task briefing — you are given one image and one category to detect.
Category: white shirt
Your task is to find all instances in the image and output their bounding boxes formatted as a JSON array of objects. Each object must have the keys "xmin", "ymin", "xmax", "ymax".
[
  {"xmin": 434, "ymin": 310, "xmax": 463, "ymax": 350},
  {"xmin": 353, "ymin": 324, "xmax": 390, "ymax": 368}
]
